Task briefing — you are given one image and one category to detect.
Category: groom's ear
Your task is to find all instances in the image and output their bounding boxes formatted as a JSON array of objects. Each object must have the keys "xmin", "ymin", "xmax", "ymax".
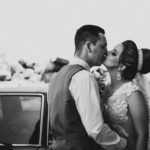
[{"xmin": 84, "ymin": 41, "xmax": 93, "ymax": 53}]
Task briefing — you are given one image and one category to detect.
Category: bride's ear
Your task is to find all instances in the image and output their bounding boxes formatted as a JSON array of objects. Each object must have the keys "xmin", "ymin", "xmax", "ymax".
[{"xmin": 118, "ymin": 65, "xmax": 126, "ymax": 71}]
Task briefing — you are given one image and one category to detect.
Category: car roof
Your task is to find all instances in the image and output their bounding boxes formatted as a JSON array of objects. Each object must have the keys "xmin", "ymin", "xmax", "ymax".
[{"xmin": 0, "ymin": 81, "xmax": 48, "ymax": 93}]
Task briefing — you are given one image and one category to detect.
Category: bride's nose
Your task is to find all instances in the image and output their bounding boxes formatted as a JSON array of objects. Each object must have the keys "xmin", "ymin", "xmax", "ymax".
[{"xmin": 107, "ymin": 51, "xmax": 112, "ymax": 56}]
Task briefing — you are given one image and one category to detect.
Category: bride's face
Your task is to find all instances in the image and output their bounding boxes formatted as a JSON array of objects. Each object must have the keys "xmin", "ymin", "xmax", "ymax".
[{"xmin": 104, "ymin": 43, "xmax": 123, "ymax": 68}]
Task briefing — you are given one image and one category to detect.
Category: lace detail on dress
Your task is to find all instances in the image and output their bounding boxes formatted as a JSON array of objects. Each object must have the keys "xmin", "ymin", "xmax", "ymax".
[
  {"xmin": 104, "ymin": 96, "xmax": 128, "ymax": 123},
  {"xmin": 121, "ymin": 82, "xmax": 140, "ymax": 97},
  {"xmin": 104, "ymin": 82, "xmax": 140, "ymax": 124}
]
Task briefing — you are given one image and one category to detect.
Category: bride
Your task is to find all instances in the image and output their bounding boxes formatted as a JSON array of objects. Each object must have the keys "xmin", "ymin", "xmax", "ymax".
[{"xmin": 101, "ymin": 40, "xmax": 150, "ymax": 150}]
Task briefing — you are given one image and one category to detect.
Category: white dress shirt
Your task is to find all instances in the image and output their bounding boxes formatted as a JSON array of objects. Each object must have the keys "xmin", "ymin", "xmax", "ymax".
[{"xmin": 69, "ymin": 56, "xmax": 126, "ymax": 149}]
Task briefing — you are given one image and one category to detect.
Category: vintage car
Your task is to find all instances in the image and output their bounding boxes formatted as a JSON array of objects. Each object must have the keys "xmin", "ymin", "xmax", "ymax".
[{"xmin": 0, "ymin": 81, "xmax": 53, "ymax": 150}]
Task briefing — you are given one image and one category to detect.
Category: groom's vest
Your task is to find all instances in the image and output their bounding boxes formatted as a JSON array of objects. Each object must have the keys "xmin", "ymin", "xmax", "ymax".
[{"xmin": 48, "ymin": 64, "xmax": 104, "ymax": 150}]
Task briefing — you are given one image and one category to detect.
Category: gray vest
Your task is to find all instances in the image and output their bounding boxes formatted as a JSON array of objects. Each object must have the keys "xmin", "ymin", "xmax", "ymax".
[{"xmin": 48, "ymin": 65, "xmax": 103, "ymax": 150}]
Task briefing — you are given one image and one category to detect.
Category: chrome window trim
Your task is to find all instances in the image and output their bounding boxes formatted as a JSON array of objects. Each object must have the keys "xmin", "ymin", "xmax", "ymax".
[{"xmin": 47, "ymin": 92, "xmax": 50, "ymax": 146}]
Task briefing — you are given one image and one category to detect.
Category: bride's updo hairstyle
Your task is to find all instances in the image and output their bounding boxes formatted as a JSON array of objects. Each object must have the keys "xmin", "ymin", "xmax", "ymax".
[
  {"xmin": 119, "ymin": 40, "xmax": 139, "ymax": 81},
  {"xmin": 119, "ymin": 40, "xmax": 150, "ymax": 81},
  {"xmin": 139, "ymin": 48, "xmax": 150, "ymax": 74}
]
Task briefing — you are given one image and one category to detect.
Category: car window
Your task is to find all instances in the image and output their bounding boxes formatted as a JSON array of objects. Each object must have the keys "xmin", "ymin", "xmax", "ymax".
[{"xmin": 0, "ymin": 94, "xmax": 42, "ymax": 145}]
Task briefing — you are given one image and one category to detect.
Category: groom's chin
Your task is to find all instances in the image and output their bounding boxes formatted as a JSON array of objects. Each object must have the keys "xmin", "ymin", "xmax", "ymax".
[{"xmin": 102, "ymin": 61, "xmax": 108, "ymax": 68}]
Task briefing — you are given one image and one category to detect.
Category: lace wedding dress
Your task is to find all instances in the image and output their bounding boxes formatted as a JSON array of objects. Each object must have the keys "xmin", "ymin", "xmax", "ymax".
[{"xmin": 103, "ymin": 81, "xmax": 150, "ymax": 149}]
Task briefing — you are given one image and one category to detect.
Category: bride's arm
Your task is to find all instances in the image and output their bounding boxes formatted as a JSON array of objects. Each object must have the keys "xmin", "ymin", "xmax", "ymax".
[{"xmin": 128, "ymin": 90, "xmax": 149, "ymax": 150}]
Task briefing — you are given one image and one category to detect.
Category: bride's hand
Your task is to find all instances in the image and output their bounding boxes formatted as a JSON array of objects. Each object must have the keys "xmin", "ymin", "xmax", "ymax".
[{"xmin": 112, "ymin": 124, "xmax": 129, "ymax": 138}]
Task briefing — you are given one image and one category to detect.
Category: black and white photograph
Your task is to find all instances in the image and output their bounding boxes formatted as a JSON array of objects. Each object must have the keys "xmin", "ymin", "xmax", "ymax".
[{"xmin": 0, "ymin": 0, "xmax": 150, "ymax": 150}]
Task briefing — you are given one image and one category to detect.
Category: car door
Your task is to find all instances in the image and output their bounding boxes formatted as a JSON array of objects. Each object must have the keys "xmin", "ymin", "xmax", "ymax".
[{"xmin": 0, "ymin": 92, "xmax": 49, "ymax": 150}]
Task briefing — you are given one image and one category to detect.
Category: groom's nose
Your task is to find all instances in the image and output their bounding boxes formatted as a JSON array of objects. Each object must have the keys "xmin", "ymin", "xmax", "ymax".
[{"xmin": 103, "ymin": 51, "xmax": 108, "ymax": 60}]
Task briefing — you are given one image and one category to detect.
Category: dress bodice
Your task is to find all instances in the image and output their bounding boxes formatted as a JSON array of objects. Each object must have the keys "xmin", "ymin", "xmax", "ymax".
[
  {"xmin": 104, "ymin": 82, "xmax": 140, "ymax": 124},
  {"xmin": 103, "ymin": 79, "xmax": 150, "ymax": 149}
]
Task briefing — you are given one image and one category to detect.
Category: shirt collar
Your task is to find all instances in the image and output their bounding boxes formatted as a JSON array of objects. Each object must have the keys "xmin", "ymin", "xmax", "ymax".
[{"xmin": 69, "ymin": 56, "xmax": 90, "ymax": 71}]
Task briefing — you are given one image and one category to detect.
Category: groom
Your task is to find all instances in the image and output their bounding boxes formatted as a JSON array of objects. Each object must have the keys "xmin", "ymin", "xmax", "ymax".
[{"xmin": 48, "ymin": 24, "xmax": 127, "ymax": 150}]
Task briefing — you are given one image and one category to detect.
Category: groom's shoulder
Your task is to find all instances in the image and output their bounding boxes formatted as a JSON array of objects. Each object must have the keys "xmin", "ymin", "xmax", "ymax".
[{"xmin": 73, "ymin": 69, "xmax": 95, "ymax": 80}]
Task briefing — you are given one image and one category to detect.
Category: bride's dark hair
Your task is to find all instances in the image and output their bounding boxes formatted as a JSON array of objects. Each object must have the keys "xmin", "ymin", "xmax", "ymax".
[
  {"xmin": 119, "ymin": 40, "xmax": 150, "ymax": 80},
  {"xmin": 119, "ymin": 40, "xmax": 138, "ymax": 81},
  {"xmin": 139, "ymin": 48, "xmax": 150, "ymax": 74},
  {"xmin": 119, "ymin": 40, "xmax": 150, "ymax": 81}
]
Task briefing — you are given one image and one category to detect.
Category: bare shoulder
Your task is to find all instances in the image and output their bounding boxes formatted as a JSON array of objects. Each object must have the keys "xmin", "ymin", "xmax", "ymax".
[{"xmin": 128, "ymin": 90, "xmax": 148, "ymax": 112}]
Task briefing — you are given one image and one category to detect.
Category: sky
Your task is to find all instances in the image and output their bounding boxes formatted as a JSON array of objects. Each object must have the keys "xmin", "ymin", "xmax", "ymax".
[{"xmin": 0, "ymin": 0, "xmax": 150, "ymax": 65}]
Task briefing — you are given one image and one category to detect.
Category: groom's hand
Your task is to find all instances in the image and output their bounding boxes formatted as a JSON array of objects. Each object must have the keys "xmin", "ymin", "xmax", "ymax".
[{"xmin": 103, "ymin": 137, "xmax": 127, "ymax": 150}]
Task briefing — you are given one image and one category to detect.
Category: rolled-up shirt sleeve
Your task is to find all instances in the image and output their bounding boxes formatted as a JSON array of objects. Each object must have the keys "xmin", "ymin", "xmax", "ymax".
[{"xmin": 69, "ymin": 70, "xmax": 122, "ymax": 147}]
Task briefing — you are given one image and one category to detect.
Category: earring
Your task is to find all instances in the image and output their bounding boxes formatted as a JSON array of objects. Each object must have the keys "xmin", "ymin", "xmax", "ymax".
[{"xmin": 116, "ymin": 71, "xmax": 121, "ymax": 80}]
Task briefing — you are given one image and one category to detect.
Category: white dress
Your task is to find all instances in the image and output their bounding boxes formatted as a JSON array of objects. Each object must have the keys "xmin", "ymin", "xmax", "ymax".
[
  {"xmin": 103, "ymin": 81, "xmax": 149, "ymax": 150},
  {"xmin": 104, "ymin": 82, "xmax": 140, "ymax": 124}
]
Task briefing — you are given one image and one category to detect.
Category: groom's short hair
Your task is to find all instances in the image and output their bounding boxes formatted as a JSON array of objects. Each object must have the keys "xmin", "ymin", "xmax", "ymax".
[{"xmin": 74, "ymin": 25, "xmax": 105, "ymax": 53}]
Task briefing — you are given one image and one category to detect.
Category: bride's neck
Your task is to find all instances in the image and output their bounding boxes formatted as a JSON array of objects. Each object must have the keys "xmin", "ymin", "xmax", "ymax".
[{"xmin": 109, "ymin": 69, "xmax": 129, "ymax": 93}]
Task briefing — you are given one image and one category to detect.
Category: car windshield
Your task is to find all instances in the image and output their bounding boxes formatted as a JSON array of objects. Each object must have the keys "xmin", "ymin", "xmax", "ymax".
[{"xmin": 0, "ymin": 94, "xmax": 42, "ymax": 145}]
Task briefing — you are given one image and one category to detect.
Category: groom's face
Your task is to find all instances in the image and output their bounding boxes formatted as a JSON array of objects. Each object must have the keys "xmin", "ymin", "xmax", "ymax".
[
  {"xmin": 104, "ymin": 43, "xmax": 123, "ymax": 68},
  {"xmin": 89, "ymin": 33, "xmax": 108, "ymax": 66}
]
